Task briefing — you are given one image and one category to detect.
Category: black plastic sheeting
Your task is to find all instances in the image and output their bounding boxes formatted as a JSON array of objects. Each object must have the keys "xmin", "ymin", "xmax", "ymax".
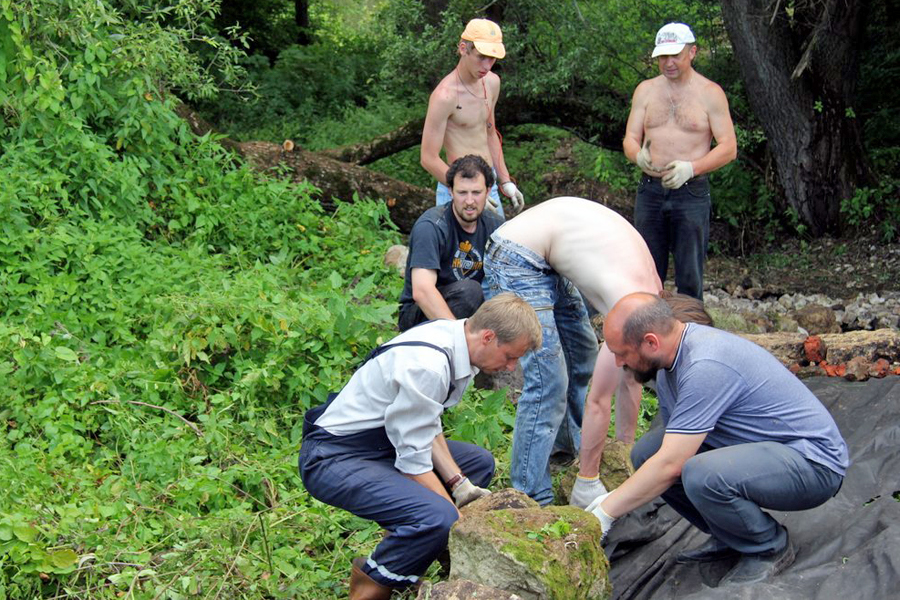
[{"xmin": 605, "ymin": 377, "xmax": 900, "ymax": 599}]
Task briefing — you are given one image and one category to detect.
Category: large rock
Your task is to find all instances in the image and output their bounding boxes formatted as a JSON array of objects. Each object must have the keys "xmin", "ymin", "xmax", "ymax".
[
  {"xmin": 418, "ymin": 579, "xmax": 524, "ymax": 600},
  {"xmin": 794, "ymin": 304, "xmax": 841, "ymax": 334},
  {"xmin": 383, "ymin": 244, "xmax": 408, "ymax": 276},
  {"xmin": 557, "ymin": 441, "xmax": 635, "ymax": 504},
  {"xmin": 738, "ymin": 332, "xmax": 806, "ymax": 365},
  {"xmin": 819, "ymin": 329, "xmax": 900, "ymax": 364},
  {"xmin": 462, "ymin": 489, "xmax": 541, "ymax": 515},
  {"xmin": 451, "ymin": 495, "xmax": 610, "ymax": 600},
  {"xmin": 740, "ymin": 329, "xmax": 900, "ymax": 367}
]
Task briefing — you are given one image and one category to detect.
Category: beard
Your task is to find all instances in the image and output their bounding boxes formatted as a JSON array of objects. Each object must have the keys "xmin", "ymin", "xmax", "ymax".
[{"xmin": 625, "ymin": 358, "xmax": 663, "ymax": 384}]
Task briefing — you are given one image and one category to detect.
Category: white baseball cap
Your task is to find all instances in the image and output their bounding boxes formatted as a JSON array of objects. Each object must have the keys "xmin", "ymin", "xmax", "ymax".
[{"xmin": 651, "ymin": 23, "xmax": 695, "ymax": 58}]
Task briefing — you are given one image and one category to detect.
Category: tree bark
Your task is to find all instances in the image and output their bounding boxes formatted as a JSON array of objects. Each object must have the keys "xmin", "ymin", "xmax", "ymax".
[
  {"xmin": 321, "ymin": 117, "xmax": 425, "ymax": 165},
  {"xmin": 295, "ymin": 0, "xmax": 311, "ymax": 45},
  {"xmin": 175, "ymin": 103, "xmax": 432, "ymax": 233},
  {"xmin": 240, "ymin": 141, "xmax": 431, "ymax": 232},
  {"xmin": 318, "ymin": 90, "xmax": 626, "ymax": 167},
  {"xmin": 719, "ymin": 0, "xmax": 873, "ymax": 236}
]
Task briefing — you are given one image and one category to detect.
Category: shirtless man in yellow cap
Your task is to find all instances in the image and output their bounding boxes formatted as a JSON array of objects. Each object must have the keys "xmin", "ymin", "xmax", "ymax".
[{"xmin": 421, "ymin": 18, "xmax": 524, "ymax": 219}]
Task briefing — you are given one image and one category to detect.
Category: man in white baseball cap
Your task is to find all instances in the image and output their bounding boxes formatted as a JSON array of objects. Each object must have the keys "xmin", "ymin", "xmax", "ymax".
[
  {"xmin": 623, "ymin": 22, "xmax": 737, "ymax": 301},
  {"xmin": 420, "ymin": 18, "xmax": 525, "ymax": 220},
  {"xmin": 651, "ymin": 22, "xmax": 696, "ymax": 57}
]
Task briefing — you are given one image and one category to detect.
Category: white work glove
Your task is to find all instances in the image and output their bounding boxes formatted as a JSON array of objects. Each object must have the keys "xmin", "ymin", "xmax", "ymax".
[
  {"xmin": 569, "ymin": 474, "xmax": 609, "ymax": 509},
  {"xmin": 662, "ymin": 160, "xmax": 694, "ymax": 189},
  {"xmin": 452, "ymin": 477, "xmax": 491, "ymax": 508},
  {"xmin": 485, "ymin": 193, "xmax": 502, "ymax": 214},
  {"xmin": 500, "ymin": 181, "xmax": 525, "ymax": 215},
  {"xmin": 635, "ymin": 140, "xmax": 660, "ymax": 174},
  {"xmin": 585, "ymin": 492, "xmax": 616, "ymax": 541}
]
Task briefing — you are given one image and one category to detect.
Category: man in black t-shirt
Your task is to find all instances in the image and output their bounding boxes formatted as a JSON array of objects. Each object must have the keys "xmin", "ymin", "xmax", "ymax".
[{"xmin": 398, "ymin": 155, "xmax": 504, "ymax": 331}]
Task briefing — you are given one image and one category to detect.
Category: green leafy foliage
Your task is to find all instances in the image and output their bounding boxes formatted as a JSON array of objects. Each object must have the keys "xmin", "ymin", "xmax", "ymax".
[
  {"xmin": 526, "ymin": 519, "xmax": 571, "ymax": 542},
  {"xmin": 0, "ymin": 1, "xmax": 406, "ymax": 598},
  {"xmin": 840, "ymin": 180, "xmax": 900, "ymax": 241}
]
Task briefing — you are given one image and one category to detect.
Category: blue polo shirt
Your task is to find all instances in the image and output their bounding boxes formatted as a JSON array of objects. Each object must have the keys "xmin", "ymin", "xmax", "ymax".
[{"xmin": 657, "ymin": 324, "xmax": 849, "ymax": 476}]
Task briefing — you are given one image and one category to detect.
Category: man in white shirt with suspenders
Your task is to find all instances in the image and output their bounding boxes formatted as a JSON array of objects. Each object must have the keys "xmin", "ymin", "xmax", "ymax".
[{"xmin": 298, "ymin": 293, "xmax": 541, "ymax": 599}]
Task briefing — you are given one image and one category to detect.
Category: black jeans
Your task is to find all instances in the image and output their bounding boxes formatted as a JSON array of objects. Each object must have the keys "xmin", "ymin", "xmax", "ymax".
[
  {"xmin": 634, "ymin": 175, "xmax": 711, "ymax": 300},
  {"xmin": 397, "ymin": 278, "xmax": 484, "ymax": 331}
]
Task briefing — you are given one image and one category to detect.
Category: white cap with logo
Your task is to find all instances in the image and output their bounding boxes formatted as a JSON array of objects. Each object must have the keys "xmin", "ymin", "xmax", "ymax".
[{"xmin": 652, "ymin": 23, "xmax": 696, "ymax": 58}]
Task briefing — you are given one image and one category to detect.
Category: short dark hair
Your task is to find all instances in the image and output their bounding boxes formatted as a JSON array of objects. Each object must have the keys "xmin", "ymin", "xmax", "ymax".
[
  {"xmin": 445, "ymin": 154, "xmax": 495, "ymax": 191},
  {"xmin": 622, "ymin": 294, "xmax": 677, "ymax": 346}
]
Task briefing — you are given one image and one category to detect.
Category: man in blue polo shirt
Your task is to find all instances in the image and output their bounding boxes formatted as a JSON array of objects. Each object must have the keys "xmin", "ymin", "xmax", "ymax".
[{"xmin": 584, "ymin": 292, "xmax": 848, "ymax": 586}]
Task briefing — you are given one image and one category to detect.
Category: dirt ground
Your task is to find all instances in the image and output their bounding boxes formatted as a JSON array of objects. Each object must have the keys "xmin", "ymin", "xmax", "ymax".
[{"xmin": 705, "ymin": 232, "xmax": 900, "ymax": 299}]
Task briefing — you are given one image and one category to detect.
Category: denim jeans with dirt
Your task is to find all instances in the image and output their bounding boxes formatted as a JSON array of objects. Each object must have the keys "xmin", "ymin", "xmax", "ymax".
[{"xmin": 484, "ymin": 235, "xmax": 598, "ymax": 505}]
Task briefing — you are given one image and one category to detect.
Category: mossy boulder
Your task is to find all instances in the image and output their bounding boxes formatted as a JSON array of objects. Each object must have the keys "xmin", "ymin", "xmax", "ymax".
[
  {"xmin": 417, "ymin": 579, "xmax": 525, "ymax": 599},
  {"xmin": 450, "ymin": 503, "xmax": 610, "ymax": 599},
  {"xmin": 557, "ymin": 440, "xmax": 635, "ymax": 504},
  {"xmin": 462, "ymin": 488, "xmax": 541, "ymax": 516}
]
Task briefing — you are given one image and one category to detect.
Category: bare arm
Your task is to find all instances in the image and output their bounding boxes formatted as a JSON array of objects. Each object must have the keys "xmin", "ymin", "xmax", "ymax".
[
  {"xmin": 421, "ymin": 87, "xmax": 455, "ymax": 185},
  {"xmin": 601, "ymin": 432, "xmax": 706, "ymax": 518},
  {"xmin": 578, "ymin": 344, "xmax": 618, "ymax": 478},
  {"xmin": 403, "ymin": 433, "xmax": 461, "ymax": 515},
  {"xmin": 623, "ymin": 82, "xmax": 651, "ymax": 163},
  {"xmin": 431, "ymin": 432, "xmax": 463, "ymax": 482},
  {"xmin": 404, "ymin": 471, "xmax": 457, "ymax": 511},
  {"xmin": 410, "ymin": 268, "xmax": 456, "ymax": 321},
  {"xmin": 690, "ymin": 83, "xmax": 737, "ymax": 176},
  {"xmin": 484, "ymin": 74, "xmax": 511, "ymax": 184}
]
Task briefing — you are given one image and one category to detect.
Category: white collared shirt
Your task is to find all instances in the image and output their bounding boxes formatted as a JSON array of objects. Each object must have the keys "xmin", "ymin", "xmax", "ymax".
[{"xmin": 313, "ymin": 319, "xmax": 476, "ymax": 475}]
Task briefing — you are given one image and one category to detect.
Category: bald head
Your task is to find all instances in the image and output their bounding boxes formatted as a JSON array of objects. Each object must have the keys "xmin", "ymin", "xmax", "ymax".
[{"xmin": 607, "ymin": 292, "xmax": 677, "ymax": 346}]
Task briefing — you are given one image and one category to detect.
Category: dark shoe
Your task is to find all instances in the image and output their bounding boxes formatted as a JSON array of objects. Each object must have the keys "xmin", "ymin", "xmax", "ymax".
[
  {"xmin": 675, "ymin": 537, "xmax": 740, "ymax": 564},
  {"xmin": 719, "ymin": 537, "xmax": 796, "ymax": 586},
  {"xmin": 350, "ymin": 557, "xmax": 393, "ymax": 600}
]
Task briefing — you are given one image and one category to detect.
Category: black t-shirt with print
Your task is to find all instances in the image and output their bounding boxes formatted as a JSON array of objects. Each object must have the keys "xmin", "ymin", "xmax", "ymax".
[{"xmin": 398, "ymin": 204, "xmax": 503, "ymax": 309}]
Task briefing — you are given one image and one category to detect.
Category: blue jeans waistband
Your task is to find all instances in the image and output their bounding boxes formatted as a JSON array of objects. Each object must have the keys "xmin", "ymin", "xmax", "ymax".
[{"xmin": 487, "ymin": 234, "xmax": 553, "ymax": 273}]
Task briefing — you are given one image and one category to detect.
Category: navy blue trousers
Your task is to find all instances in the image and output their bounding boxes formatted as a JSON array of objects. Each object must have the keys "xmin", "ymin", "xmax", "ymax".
[
  {"xmin": 299, "ymin": 409, "xmax": 494, "ymax": 589},
  {"xmin": 631, "ymin": 426, "xmax": 842, "ymax": 554},
  {"xmin": 634, "ymin": 175, "xmax": 711, "ymax": 300}
]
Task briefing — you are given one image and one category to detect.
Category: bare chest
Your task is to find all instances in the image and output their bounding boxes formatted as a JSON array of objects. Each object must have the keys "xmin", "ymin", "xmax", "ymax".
[
  {"xmin": 448, "ymin": 90, "xmax": 491, "ymax": 132},
  {"xmin": 644, "ymin": 93, "xmax": 709, "ymax": 133}
]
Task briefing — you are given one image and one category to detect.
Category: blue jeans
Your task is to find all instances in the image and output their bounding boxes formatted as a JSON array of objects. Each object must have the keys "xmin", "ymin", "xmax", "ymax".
[
  {"xmin": 436, "ymin": 176, "xmax": 504, "ymax": 220},
  {"xmin": 631, "ymin": 426, "xmax": 843, "ymax": 554},
  {"xmin": 633, "ymin": 175, "xmax": 711, "ymax": 300},
  {"xmin": 484, "ymin": 235, "xmax": 599, "ymax": 505},
  {"xmin": 299, "ymin": 406, "xmax": 494, "ymax": 589}
]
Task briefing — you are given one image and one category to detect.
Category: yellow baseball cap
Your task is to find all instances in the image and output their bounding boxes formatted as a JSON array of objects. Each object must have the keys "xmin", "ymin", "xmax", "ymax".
[{"xmin": 461, "ymin": 18, "xmax": 506, "ymax": 59}]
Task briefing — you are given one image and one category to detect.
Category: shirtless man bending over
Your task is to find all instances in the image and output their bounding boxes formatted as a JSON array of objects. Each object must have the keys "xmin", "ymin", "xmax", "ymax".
[
  {"xmin": 420, "ymin": 18, "xmax": 524, "ymax": 219},
  {"xmin": 623, "ymin": 22, "xmax": 736, "ymax": 300},
  {"xmin": 483, "ymin": 197, "xmax": 662, "ymax": 506}
]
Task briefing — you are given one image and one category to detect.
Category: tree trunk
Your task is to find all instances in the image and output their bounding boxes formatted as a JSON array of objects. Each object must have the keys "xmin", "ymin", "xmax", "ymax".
[
  {"xmin": 175, "ymin": 103, "xmax": 432, "ymax": 232},
  {"xmin": 295, "ymin": 0, "xmax": 310, "ymax": 46},
  {"xmin": 318, "ymin": 90, "xmax": 627, "ymax": 168},
  {"xmin": 719, "ymin": 0, "xmax": 872, "ymax": 236},
  {"xmin": 321, "ymin": 117, "xmax": 425, "ymax": 165},
  {"xmin": 240, "ymin": 141, "xmax": 432, "ymax": 232}
]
